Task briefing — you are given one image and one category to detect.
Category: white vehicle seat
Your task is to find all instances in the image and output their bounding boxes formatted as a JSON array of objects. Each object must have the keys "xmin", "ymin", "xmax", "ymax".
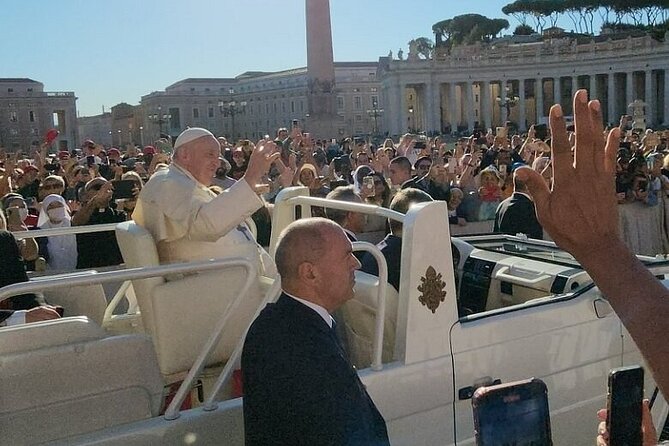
[
  {"xmin": 115, "ymin": 221, "xmax": 266, "ymax": 380},
  {"xmin": 339, "ymin": 270, "xmax": 399, "ymax": 369},
  {"xmin": 29, "ymin": 271, "xmax": 108, "ymax": 326},
  {"xmin": 0, "ymin": 317, "xmax": 163, "ymax": 445}
]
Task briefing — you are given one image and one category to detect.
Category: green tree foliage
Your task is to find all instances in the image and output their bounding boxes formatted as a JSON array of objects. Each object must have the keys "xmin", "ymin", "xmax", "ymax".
[
  {"xmin": 501, "ymin": 0, "xmax": 669, "ymax": 35},
  {"xmin": 432, "ymin": 14, "xmax": 509, "ymax": 47},
  {"xmin": 413, "ymin": 37, "xmax": 434, "ymax": 58},
  {"xmin": 513, "ymin": 23, "xmax": 536, "ymax": 35}
]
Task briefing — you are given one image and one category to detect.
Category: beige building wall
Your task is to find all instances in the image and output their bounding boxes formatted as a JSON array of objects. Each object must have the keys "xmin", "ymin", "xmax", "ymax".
[{"xmin": 0, "ymin": 78, "xmax": 78, "ymax": 152}]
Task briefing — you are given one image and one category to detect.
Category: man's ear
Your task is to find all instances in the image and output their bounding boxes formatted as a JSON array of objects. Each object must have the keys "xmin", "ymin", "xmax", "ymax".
[{"xmin": 296, "ymin": 261, "xmax": 317, "ymax": 284}]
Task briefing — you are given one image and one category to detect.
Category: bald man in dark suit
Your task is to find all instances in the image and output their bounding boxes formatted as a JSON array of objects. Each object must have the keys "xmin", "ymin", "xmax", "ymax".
[{"xmin": 242, "ymin": 218, "xmax": 390, "ymax": 446}]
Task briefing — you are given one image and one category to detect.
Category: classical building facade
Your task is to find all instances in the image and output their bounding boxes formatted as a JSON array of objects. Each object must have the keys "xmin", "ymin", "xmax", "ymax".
[
  {"xmin": 78, "ymin": 112, "xmax": 112, "ymax": 147},
  {"xmin": 379, "ymin": 32, "xmax": 669, "ymax": 135},
  {"xmin": 0, "ymin": 78, "xmax": 78, "ymax": 152},
  {"xmin": 139, "ymin": 62, "xmax": 380, "ymax": 142}
]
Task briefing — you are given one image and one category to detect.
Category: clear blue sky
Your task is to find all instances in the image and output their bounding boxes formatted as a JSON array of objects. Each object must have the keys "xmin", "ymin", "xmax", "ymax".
[{"xmin": 1, "ymin": 0, "xmax": 586, "ymax": 117}]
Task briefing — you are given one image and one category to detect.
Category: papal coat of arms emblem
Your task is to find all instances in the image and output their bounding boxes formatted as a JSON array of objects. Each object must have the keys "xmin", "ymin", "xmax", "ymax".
[{"xmin": 417, "ymin": 266, "xmax": 447, "ymax": 313}]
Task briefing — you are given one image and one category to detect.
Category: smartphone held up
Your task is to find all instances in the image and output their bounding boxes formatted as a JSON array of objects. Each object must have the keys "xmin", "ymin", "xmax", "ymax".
[{"xmin": 472, "ymin": 378, "xmax": 552, "ymax": 446}]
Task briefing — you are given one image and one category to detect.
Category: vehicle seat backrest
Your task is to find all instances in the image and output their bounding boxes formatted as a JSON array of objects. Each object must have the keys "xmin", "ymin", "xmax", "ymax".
[
  {"xmin": 115, "ymin": 221, "xmax": 164, "ymax": 335},
  {"xmin": 0, "ymin": 317, "xmax": 164, "ymax": 445},
  {"xmin": 43, "ymin": 283, "xmax": 108, "ymax": 325},
  {"xmin": 115, "ymin": 220, "xmax": 267, "ymax": 378},
  {"xmin": 339, "ymin": 271, "xmax": 399, "ymax": 369}
]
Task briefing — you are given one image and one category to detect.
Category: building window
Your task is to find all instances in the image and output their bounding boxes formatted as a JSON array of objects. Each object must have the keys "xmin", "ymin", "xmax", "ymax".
[
  {"xmin": 208, "ymin": 107, "xmax": 214, "ymax": 118},
  {"xmin": 31, "ymin": 128, "xmax": 39, "ymax": 136},
  {"xmin": 337, "ymin": 96, "xmax": 344, "ymax": 110},
  {"xmin": 190, "ymin": 88, "xmax": 195, "ymax": 92},
  {"xmin": 355, "ymin": 114, "xmax": 362, "ymax": 122},
  {"xmin": 9, "ymin": 111, "xmax": 17, "ymax": 122},
  {"xmin": 354, "ymin": 96, "xmax": 362, "ymax": 110},
  {"xmin": 27, "ymin": 88, "xmax": 33, "ymax": 92},
  {"xmin": 169, "ymin": 108, "xmax": 180, "ymax": 130},
  {"xmin": 7, "ymin": 88, "xmax": 13, "ymax": 93},
  {"xmin": 291, "ymin": 101, "xmax": 295, "ymax": 113},
  {"xmin": 193, "ymin": 108, "xmax": 200, "ymax": 119},
  {"xmin": 29, "ymin": 111, "xmax": 35, "ymax": 122},
  {"xmin": 371, "ymin": 87, "xmax": 378, "ymax": 92},
  {"xmin": 353, "ymin": 88, "xmax": 360, "ymax": 93}
]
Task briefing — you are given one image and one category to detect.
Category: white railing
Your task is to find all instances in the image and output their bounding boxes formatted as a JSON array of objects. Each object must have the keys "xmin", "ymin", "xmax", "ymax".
[
  {"xmin": 0, "ymin": 258, "xmax": 259, "ymax": 421},
  {"xmin": 11, "ymin": 223, "xmax": 119, "ymax": 239},
  {"xmin": 352, "ymin": 241, "xmax": 389, "ymax": 372},
  {"xmin": 285, "ymin": 195, "xmax": 405, "ymax": 223}
]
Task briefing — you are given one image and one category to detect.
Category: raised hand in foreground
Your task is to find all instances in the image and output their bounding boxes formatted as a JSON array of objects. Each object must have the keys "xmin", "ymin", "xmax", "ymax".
[{"xmin": 515, "ymin": 89, "xmax": 669, "ymax": 399}]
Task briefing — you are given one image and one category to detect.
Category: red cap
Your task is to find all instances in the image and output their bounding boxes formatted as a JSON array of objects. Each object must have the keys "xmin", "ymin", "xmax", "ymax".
[{"xmin": 143, "ymin": 145, "xmax": 156, "ymax": 155}]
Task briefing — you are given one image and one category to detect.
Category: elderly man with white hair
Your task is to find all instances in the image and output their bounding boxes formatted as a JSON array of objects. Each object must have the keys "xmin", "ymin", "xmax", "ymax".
[{"xmin": 133, "ymin": 127, "xmax": 279, "ymax": 266}]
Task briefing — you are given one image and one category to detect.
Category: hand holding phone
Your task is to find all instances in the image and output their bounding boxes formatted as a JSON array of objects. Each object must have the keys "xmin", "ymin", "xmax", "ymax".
[
  {"xmin": 606, "ymin": 365, "xmax": 644, "ymax": 446},
  {"xmin": 472, "ymin": 378, "xmax": 552, "ymax": 446}
]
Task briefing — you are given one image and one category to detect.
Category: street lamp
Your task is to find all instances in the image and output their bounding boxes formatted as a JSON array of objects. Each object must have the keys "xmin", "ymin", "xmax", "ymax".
[
  {"xmin": 408, "ymin": 106, "xmax": 414, "ymax": 132},
  {"xmin": 366, "ymin": 99, "xmax": 384, "ymax": 136},
  {"xmin": 139, "ymin": 126, "xmax": 144, "ymax": 146},
  {"xmin": 116, "ymin": 130, "xmax": 122, "ymax": 146},
  {"xmin": 148, "ymin": 106, "xmax": 171, "ymax": 137},
  {"xmin": 218, "ymin": 88, "xmax": 246, "ymax": 142},
  {"xmin": 496, "ymin": 85, "xmax": 520, "ymax": 124}
]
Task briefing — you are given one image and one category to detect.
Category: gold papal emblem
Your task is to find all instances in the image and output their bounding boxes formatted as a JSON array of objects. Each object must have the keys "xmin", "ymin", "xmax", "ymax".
[{"xmin": 417, "ymin": 266, "xmax": 447, "ymax": 313}]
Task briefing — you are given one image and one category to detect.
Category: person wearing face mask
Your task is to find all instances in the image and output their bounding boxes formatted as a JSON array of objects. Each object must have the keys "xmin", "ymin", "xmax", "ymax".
[
  {"xmin": 1, "ymin": 193, "xmax": 38, "ymax": 262},
  {"xmin": 37, "ymin": 194, "xmax": 77, "ymax": 271}
]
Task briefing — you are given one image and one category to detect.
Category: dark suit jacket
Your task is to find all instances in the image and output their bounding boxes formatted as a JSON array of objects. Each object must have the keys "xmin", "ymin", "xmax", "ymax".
[
  {"xmin": 360, "ymin": 234, "xmax": 402, "ymax": 292},
  {"xmin": 493, "ymin": 192, "xmax": 543, "ymax": 240},
  {"xmin": 242, "ymin": 293, "xmax": 390, "ymax": 446},
  {"xmin": 0, "ymin": 230, "xmax": 44, "ymax": 324}
]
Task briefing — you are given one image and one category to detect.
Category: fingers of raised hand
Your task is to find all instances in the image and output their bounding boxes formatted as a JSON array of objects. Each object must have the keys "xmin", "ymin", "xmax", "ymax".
[
  {"xmin": 549, "ymin": 104, "xmax": 573, "ymax": 182},
  {"xmin": 573, "ymin": 90, "xmax": 596, "ymax": 171}
]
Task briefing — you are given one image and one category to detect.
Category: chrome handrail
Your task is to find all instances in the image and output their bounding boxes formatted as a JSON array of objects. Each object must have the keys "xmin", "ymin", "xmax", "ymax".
[
  {"xmin": 0, "ymin": 257, "xmax": 257, "ymax": 422},
  {"xmin": 286, "ymin": 195, "xmax": 405, "ymax": 223},
  {"xmin": 11, "ymin": 223, "xmax": 120, "ymax": 239},
  {"xmin": 351, "ymin": 241, "xmax": 388, "ymax": 372}
]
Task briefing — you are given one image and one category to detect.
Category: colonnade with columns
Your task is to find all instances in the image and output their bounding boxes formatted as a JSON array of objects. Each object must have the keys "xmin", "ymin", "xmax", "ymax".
[{"xmin": 384, "ymin": 69, "xmax": 669, "ymax": 135}]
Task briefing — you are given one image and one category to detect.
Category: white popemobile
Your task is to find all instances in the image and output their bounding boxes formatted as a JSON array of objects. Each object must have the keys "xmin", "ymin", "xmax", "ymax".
[{"xmin": 1, "ymin": 186, "xmax": 668, "ymax": 445}]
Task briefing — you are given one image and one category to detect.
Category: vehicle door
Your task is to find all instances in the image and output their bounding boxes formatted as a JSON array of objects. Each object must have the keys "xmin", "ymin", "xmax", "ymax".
[{"xmin": 449, "ymin": 267, "xmax": 622, "ymax": 444}]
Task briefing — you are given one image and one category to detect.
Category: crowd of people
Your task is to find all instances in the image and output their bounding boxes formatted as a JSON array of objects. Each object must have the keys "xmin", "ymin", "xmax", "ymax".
[{"xmin": 1, "ymin": 89, "xmax": 669, "ymax": 443}]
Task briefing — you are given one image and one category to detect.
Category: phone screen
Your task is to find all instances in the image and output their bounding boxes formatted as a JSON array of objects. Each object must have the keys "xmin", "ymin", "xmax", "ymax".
[
  {"xmin": 607, "ymin": 366, "xmax": 643, "ymax": 446},
  {"xmin": 111, "ymin": 179, "xmax": 136, "ymax": 200},
  {"xmin": 473, "ymin": 379, "xmax": 552, "ymax": 446}
]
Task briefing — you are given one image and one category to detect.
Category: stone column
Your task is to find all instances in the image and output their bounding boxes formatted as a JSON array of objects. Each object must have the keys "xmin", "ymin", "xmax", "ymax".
[
  {"xmin": 465, "ymin": 82, "xmax": 475, "ymax": 131},
  {"xmin": 626, "ymin": 72, "xmax": 635, "ymax": 108},
  {"xmin": 589, "ymin": 74, "xmax": 597, "ymax": 99},
  {"xmin": 518, "ymin": 79, "xmax": 526, "ymax": 131},
  {"xmin": 645, "ymin": 70, "xmax": 654, "ymax": 127},
  {"xmin": 448, "ymin": 82, "xmax": 458, "ymax": 133},
  {"xmin": 500, "ymin": 81, "xmax": 508, "ymax": 124},
  {"xmin": 481, "ymin": 80, "xmax": 492, "ymax": 130},
  {"xmin": 426, "ymin": 80, "xmax": 440, "ymax": 134},
  {"xmin": 536, "ymin": 78, "xmax": 544, "ymax": 123},
  {"xmin": 399, "ymin": 83, "xmax": 408, "ymax": 133},
  {"xmin": 608, "ymin": 73, "xmax": 616, "ymax": 124},
  {"xmin": 553, "ymin": 77, "xmax": 561, "ymax": 108},
  {"xmin": 664, "ymin": 70, "xmax": 669, "ymax": 126}
]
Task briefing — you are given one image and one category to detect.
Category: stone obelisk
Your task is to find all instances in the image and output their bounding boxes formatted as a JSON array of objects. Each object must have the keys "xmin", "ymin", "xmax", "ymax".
[{"xmin": 305, "ymin": 0, "xmax": 341, "ymax": 138}]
